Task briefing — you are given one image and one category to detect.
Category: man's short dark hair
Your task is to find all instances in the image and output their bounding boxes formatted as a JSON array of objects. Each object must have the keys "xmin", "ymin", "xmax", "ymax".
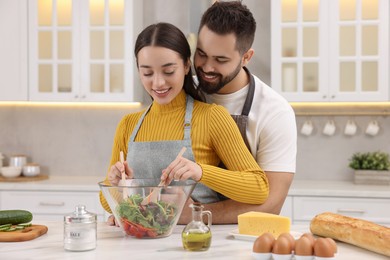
[{"xmin": 199, "ymin": 1, "xmax": 256, "ymax": 55}]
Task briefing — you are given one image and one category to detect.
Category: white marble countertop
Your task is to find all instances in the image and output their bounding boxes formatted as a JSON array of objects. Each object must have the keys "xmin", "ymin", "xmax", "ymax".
[
  {"xmin": 1, "ymin": 176, "xmax": 389, "ymax": 198},
  {"xmin": 0, "ymin": 222, "xmax": 388, "ymax": 260}
]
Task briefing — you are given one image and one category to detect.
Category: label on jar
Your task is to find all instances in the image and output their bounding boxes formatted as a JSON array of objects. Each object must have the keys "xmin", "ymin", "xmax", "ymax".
[{"xmin": 64, "ymin": 223, "xmax": 96, "ymax": 251}]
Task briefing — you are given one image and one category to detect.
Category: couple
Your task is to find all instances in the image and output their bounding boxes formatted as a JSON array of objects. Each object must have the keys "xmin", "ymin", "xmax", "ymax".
[{"xmin": 100, "ymin": 1, "xmax": 297, "ymax": 224}]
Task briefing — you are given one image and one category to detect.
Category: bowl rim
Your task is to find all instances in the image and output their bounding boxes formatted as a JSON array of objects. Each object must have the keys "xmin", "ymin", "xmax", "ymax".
[
  {"xmin": 1, "ymin": 166, "xmax": 22, "ymax": 171},
  {"xmin": 23, "ymin": 163, "xmax": 40, "ymax": 167},
  {"xmin": 98, "ymin": 178, "xmax": 196, "ymax": 188}
]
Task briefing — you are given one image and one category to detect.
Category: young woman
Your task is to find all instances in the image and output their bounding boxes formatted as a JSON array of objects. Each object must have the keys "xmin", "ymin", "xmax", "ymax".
[{"xmin": 99, "ymin": 23, "xmax": 269, "ymax": 220}]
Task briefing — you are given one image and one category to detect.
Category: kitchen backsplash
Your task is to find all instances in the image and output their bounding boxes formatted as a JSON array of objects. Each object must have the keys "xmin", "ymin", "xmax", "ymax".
[
  {"xmin": 0, "ymin": 105, "xmax": 145, "ymax": 179},
  {"xmin": 295, "ymin": 115, "xmax": 390, "ymax": 181},
  {"xmin": 0, "ymin": 105, "xmax": 389, "ymax": 182}
]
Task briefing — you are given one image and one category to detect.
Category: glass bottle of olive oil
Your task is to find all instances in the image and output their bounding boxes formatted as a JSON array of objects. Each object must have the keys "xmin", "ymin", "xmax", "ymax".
[{"xmin": 182, "ymin": 202, "xmax": 212, "ymax": 251}]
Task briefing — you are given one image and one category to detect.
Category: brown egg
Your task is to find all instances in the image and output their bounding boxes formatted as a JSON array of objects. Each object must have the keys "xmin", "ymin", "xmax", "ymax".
[
  {"xmin": 314, "ymin": 238, "xmax": 335, "ymax": 257},
  {"xmin": 326, "ymin": 237, "xmax": 338, "ymax": 254},
  {"xmin": 301, "ymin": 232, "xmax": 316, "ymax": 246},
  {"xmin": 295, "ymin": 236, "xmax": 314, "ymax": 256},
  {"xmin": 278, "ymin": 232, "xmax": 295, "ymax": 251},
  {"xmin": 272, "ymin": 236, "xmax": 292, "ymax": 255},
  {"xmin": 253, "ymin": 232, "xmax": 275, "ymax": 253}
]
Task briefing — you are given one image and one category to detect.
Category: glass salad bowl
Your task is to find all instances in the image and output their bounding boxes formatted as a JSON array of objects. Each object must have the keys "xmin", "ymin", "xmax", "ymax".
[{"xmin": 99, "ymin": 178, "xmax": 196, "ymax": 239}]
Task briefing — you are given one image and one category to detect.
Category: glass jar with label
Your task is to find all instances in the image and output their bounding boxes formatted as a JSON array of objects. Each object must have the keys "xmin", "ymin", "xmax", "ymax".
[{"xmin": 64, "ymin": 205, "xmax": 97, "ymax": 251}]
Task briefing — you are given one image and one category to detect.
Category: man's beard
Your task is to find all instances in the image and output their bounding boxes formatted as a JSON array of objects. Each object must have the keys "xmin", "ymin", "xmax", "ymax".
[{"xmin": 196, "ymin": 62, "xmax": 242, "ymax": 94}]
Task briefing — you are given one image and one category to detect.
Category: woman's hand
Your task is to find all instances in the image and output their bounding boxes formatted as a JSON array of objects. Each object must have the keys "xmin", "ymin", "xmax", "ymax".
[
  {"xmin": 107, "ymin": 161, "xmax": 133, "ymax": 185},
  {"xmin": 106, "ymin": 215, "xmax": 120, "ymax": 226},
  {"xmin": 161, "ymin": 156, "xmax": 202, "ymax": 184}
]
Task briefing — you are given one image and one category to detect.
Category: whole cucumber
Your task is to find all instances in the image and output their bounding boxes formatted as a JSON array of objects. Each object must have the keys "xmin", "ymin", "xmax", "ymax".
[{"xmin": 0, "ymin": 210, "xmax": 33, "ymax": 225}]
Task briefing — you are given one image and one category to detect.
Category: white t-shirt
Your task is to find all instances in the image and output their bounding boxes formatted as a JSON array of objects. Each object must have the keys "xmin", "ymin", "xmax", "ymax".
[{"xmin": 205, "ymin": 74, "xmax": 297, "ymax": 173}]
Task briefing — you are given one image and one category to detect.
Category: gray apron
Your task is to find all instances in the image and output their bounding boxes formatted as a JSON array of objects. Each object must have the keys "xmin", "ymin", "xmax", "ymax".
[
  {"xmin": 217, "ymin": 67, "xmax": 255, "ymax": 200},
  {"xmin": 231, "ymin": 67, "xmax": 255, "ymax": 149},
  {"xmin": 126, "ymin": 95, "xmax": 220, "ymax": 204}
]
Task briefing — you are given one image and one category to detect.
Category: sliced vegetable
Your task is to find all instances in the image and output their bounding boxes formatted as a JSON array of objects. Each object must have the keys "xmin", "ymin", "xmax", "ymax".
[
  {"xmin": 0, "ymin": 222, "xmax": 33, "ymax": 232},
  {"xmin": 17, "ymin": 223, "xmax": 32, "ymax": 227},
  {"xmin": 15, "ymin": 226, "xmax": 25, "ymax": 230},
  {"xmin": 0, "ymin": 226, "xmax": 11, "ymax": 231},
  {"xmin": 0, "ymin": 224, "xmax": 12, "ymax": 229}
]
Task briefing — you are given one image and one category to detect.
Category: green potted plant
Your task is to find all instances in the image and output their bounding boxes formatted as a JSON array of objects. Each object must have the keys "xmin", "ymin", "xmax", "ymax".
[{"xmin": 349, "ymin": 151, "xmax": 390, "ymax": 185}]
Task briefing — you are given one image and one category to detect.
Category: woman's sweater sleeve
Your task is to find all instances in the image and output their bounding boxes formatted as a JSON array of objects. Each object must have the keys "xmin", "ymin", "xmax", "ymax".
[{"xmin": 198, "ymin": 105, "xmax": 269, "ymax": 204}]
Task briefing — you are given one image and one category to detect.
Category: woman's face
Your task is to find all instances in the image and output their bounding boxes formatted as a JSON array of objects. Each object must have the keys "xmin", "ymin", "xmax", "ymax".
[{"xmin": 137, "ymin": 46, "xmax": 190, "ymax": 105}]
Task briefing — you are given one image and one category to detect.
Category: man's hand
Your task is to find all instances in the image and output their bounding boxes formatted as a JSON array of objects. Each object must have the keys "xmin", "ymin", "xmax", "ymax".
[
  {"xmin": 178, "ymin": 197, "xmax": 195, "ymax": 224},
  {"xmin": 106, "ymin": 214, "xmax": 120, "ymax": 226}
]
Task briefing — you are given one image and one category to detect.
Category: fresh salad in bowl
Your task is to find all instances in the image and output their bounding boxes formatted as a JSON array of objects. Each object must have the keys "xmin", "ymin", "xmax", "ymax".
[{"xmin": 116, "ymin": 194, "xmax": 177, "ymax": 238}]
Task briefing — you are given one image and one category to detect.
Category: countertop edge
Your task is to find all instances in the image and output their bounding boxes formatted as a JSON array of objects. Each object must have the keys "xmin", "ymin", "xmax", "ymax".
[{"xmin": 0, "ymin": 176, "xmax": 389, "ymax": 198}]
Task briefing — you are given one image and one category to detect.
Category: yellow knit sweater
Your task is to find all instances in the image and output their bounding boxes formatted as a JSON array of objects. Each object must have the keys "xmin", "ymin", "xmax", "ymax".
[{"xmin": 100, "ymin": 90, "xmax": 268, "ymax": 212}]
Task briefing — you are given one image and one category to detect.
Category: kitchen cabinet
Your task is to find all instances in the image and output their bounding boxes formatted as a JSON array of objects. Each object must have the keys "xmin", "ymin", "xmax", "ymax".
[
  {"xmin": 0, "ymin": 0, "xmax": 28, "ymax": 101},
  {"xmin": 0, "ymin": 176, "xmax": 107, "ymax": 222},
  {"xmin": 271, "ymin": 0, "xmax": 389, "ymax": 102},
  {"xmin": 26, "ymin": 0, "xmax": 143, "ymax": 102},
  {"xmin": 0, "ymin": 190, "xmax": 105, "ymax": 221},
  {"xmin": 292, "ymin": 196, "xmax": 390, "ymax": 225},
  {"xmin": 287, "ymin": 180, "xmax": 390, "ymax": 226}
]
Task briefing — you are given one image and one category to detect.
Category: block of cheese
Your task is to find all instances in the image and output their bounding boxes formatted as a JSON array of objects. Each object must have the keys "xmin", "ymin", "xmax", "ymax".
[{"xmin": 238, "ymin": 211, "xmax": 291, "ymax": 237}]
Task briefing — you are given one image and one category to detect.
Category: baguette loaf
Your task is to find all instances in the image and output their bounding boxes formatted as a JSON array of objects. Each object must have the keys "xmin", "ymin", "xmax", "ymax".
[{"xmin": 310, "ymin": 212, "xmax": 390, "ymax": 257}]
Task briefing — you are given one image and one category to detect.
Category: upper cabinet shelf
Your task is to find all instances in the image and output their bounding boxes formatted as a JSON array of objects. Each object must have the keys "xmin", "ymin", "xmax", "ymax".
[
  {"xmin": 271, "ymin": 0, "xmax": 389, "ymax": 102},
  {"xmin": 1, "ymin": 0, "xmax": 143, "ymax": 102},
  {"xmin": 28, "ymin": 0, "xmax": 143, "ymax": 102},
  {"xmin": 0, "ymin": 0, "xmax": 143, "ymax": 102}
]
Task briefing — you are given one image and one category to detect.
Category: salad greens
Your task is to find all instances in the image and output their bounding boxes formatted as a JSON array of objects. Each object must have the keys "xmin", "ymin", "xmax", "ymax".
[{"xmin": 116, "ymin": 194, "xmax": 177, "ymax": 236}]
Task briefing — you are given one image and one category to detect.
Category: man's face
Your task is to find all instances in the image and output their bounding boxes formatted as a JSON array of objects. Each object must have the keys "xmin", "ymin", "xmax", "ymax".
[{"xmin": 194, "ymin": 26, "xmax": 243, "ymax": 94}]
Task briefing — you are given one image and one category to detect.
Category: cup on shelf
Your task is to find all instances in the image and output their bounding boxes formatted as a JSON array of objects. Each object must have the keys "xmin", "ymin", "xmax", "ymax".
[
  {"xmin": 344, "ymin": 119, "xmax": 357, "ymax": 136},
  {"xmin": 300, "ymin": 120, "xmax": 314, "ymax": 136},
  {"xmin": 323, "ymin": 119, "xmax": 336, "ymax": 136},
  {"xmin": 22, "ymin": 163, "xmax": 41, "ymax": 177},
  {"xmin": 9, "ymin": 155, "xmax": 27, "ymax": 167},
  {"xmin": 365, "ymin": 120, "xmax": 380, "ymax": 136}
]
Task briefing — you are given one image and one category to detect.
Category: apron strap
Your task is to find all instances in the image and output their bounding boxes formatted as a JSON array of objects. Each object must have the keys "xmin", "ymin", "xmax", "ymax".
[
  {"xmin": 129, "ymin": 104, "xmax": 152, "ymax": 142},
  {"xmin": 184, "ymin": 95, "xmax": 194, "ymax": 141},
  {"xmin": 241, "ymin": 67, "xmax": 255, "ymax": 117}
]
